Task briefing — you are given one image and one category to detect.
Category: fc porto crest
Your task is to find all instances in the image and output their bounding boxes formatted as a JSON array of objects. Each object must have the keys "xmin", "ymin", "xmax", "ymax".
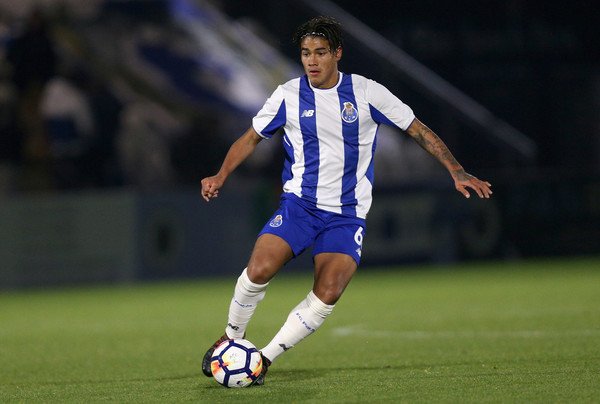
[
  {"xmin": 341, "ymin": 102, "xmax": 358, "ymax": 123},
  {"xmin": 269, "ymin": 214, "xmax": 283, "ymax": 227}
]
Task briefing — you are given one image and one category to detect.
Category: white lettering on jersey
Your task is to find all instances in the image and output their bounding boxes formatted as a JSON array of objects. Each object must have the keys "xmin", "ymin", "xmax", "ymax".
[{"xmin": 301, "ymin": 109, "xmax": 315, "ymax": 117}]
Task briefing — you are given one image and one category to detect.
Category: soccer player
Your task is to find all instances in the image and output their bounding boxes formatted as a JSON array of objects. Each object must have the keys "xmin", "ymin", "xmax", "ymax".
[{"xmin": 200, "ymin": 16, "xmax": 492, "ymax": 385}]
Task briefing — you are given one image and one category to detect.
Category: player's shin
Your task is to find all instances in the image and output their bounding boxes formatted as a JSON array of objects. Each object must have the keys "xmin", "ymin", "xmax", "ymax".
[
  {"xmin": 260, "ymin": 291, "xmax": 334, "ymax": 362},
  {"xmin": 226, "ymin": 268, "xmax": 269, "ymax": 338}
]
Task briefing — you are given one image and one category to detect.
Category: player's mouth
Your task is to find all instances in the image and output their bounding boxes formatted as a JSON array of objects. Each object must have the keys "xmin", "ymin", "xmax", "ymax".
[{"xmin": 308, "ymin": 69, "xmax": 320, "ymax": 76}]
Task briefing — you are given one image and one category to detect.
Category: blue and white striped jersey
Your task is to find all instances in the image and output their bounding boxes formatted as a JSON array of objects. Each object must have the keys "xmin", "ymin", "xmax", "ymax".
[{"xmin": 252, "ymin": 72, "xmax": 415, "ymax": 219}]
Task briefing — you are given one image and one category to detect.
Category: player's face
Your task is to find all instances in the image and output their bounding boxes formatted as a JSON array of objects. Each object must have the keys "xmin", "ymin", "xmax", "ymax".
[{"xmin": 300, "ymin": 36, "xmax": 342, "ymax": 89}]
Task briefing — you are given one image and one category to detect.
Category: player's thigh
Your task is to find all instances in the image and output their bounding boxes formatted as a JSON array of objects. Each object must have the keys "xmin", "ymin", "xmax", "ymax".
[
  {"xmin": 312, "ymin": 252, "xmax": 357, "ymax": 305},
  {"xmin": 246, "ymin": 233, "xmax": 294, "ymax": 284},
  {"xmin": 312, "ymin": 218, "xmax": 365, "ymax": 266}
]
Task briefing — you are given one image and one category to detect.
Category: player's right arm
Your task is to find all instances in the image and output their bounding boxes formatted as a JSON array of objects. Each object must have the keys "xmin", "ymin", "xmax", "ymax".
[{"xmin": 201, "ymin": 127, "xmax": 263, "ymax": 202}]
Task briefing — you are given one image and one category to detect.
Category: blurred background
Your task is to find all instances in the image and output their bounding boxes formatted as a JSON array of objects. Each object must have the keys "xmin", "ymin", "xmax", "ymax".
[{"xmin": 0, "ymin": 0, "xmax": 598, "ymax": 288}]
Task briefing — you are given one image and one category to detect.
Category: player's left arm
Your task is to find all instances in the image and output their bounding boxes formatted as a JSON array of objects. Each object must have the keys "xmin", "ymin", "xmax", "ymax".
[{"xmin": 405, "ymin": 118, "xmax": 492, "ymax": 199}]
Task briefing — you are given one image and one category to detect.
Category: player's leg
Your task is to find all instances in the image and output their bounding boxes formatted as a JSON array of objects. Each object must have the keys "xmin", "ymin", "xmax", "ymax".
[
  {"xmin": 202, "ymin": 234, "xmax": 293, "ymax": 377},
  {"xmin": 204, "ymin": 194, "xmax": 318, "ymax": 380},
  {"xmin": 246, "ymin": 233, "xmax": 294, "ymax": 284},
  {"xmin": 312, "ymin": 252, "xmax": 357, "ymax": 304},
  {"xmin": 260, "ymin": 253, "xmax": 356, "ymax": 363},
  {"xmin": 226, "ymin": 233, "xmax": 294, "ymax": 338},
  {"xmin": 258, "ymin": 217, "xmax": 364, "ymax": 373}
]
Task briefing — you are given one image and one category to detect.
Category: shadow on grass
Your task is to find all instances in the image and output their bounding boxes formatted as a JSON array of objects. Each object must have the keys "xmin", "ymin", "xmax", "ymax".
[
  {"xmin": 201, "ymin": 355, "xmax": 592, "ymax": 388},
  {"xmin": 201, "ymin": 363, "xmax": 418, "ymax": 389}
]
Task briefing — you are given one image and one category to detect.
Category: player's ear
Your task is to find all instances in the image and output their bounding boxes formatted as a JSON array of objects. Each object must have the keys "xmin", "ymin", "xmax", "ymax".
[{"xmin": 334, "ymin": 47, "xmax": 342, "ymax": 61}]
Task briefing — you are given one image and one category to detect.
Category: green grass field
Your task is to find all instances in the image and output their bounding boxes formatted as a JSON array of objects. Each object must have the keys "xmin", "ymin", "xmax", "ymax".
[{"xmin": 1, "ymin": 257, "xmax": 599, "ymax": 402}]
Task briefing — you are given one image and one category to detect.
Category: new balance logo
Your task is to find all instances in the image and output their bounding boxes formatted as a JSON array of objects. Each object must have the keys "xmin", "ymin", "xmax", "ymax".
[
  {"xmin": 279, "ymin": 344, "xmax": 291, "ymax": 351},
  {"xmin": 301, "ymin": 109, "xmax": 315, "ymax": 117}
]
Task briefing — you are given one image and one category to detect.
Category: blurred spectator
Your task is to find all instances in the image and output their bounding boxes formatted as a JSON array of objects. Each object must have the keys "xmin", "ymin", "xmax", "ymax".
[
  {"xmin": 117, "ymin": 99, "xmax": 185, "ymax": 189},
  {"xmin": 5, "ymin": 9, "xmax": 56, "ymax": 93},
  {"xmin": 40, "ymin": 67, "xmax": 94, "ymax": 189},
  {"xmin": 5, "ymin": 9, "xmax": 56, "ymax": 166}
]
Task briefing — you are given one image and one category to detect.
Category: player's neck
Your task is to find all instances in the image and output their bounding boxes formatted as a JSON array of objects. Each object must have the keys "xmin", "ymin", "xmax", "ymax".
[{"xmin": 308, "ymin": 71, "xmax": 342, "ymax": 90}]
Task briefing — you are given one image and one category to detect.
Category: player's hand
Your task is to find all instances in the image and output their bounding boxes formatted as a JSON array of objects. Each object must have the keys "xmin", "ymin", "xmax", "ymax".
[
  {"xmin": 200, "ymin": 174, "xmax": 225, "ymax": 202},
  {"xmin": 453, "ymin": 171, "xmax": 492, "ymax": 199}
]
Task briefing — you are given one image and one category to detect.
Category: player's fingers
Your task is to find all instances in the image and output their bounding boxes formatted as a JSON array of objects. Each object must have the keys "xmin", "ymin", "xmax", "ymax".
[
  {"xmin": 200, "ymin": 177, "xmax": 223, "ymax": 202},
  {"xmin": 201, "ymin": 185, "xmax": 215, "ymax": 202},
  {"xmin": 456, "ymin": 184, "xmax": 470, "ymax": 198},
  {"xmin": 201, "ymin": 187, "xmax": 209, "ymax": 202},
  {"xmin": 480, "ymin": 188, "xmax": 490, "ymax": 198},
  {"xmin": 205, "ymin": 188, "xmax": 220, "ymax": 200},
  {"xmin": 478, "ymin": 181, "xmax": 493, "ymax": 198},
  {"xmin": 468, "ymin": 182, "xmax": 485, "ymax": 199},
  {"xmin": 200, "ymin": 180, "xmax": 209, "ymax": 193},
  {"xmin": 203, "ymin": 183, "xmax": 215, "ymax": 194}
]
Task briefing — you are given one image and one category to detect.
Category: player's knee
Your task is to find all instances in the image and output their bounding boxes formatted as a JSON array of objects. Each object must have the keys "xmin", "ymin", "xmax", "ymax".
[
  {"xmin": 312, "ymin": 285, "xmax": 343, "ymax": 305},
  {"xmin": 246, "ymin": 257, "xmax": 280, "ymax": 284}
]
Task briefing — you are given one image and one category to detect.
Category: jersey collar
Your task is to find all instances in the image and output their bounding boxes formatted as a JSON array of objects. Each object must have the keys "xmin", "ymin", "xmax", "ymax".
[{"xmin": 307, "ymin": 72, "xmax": 344, "ymax": 92}]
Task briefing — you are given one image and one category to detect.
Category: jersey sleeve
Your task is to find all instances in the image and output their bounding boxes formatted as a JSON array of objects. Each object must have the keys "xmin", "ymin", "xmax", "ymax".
[
  {"xmin": 366, "ymin": 79, "xmax": 415, "ymax": 131},
  {"xmin": 252, "ymin": 85, "xmax": 286, "ymax": 139}
]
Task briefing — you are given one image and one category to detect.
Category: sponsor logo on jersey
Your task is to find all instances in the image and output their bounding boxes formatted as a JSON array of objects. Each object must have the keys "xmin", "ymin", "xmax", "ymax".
[
  {"xmin": 341, "ymin": 102, "xmax": 358, "ymax": 123},
  {"xmin": 301, "ymin": 109, "xmax": 315, "ymax": 117},
  {"xmin": 356, "ymin": 247, "xmax": 362, "ymax": 257},
  {"xmin": 269, "ymin": 214, "xmax": 283, "ymax": 227}
]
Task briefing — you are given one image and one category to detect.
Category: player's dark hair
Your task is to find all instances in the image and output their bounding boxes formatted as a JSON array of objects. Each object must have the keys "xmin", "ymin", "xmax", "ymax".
[{"xmin": 292, "ymin": 16, "xmax": 343, "ymax": 51}]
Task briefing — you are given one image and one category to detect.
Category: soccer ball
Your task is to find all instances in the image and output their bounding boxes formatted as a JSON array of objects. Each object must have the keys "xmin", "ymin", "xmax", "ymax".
[{"xmin": 210, "ymin": 338, "xmax": 263, "ymax": 388}]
